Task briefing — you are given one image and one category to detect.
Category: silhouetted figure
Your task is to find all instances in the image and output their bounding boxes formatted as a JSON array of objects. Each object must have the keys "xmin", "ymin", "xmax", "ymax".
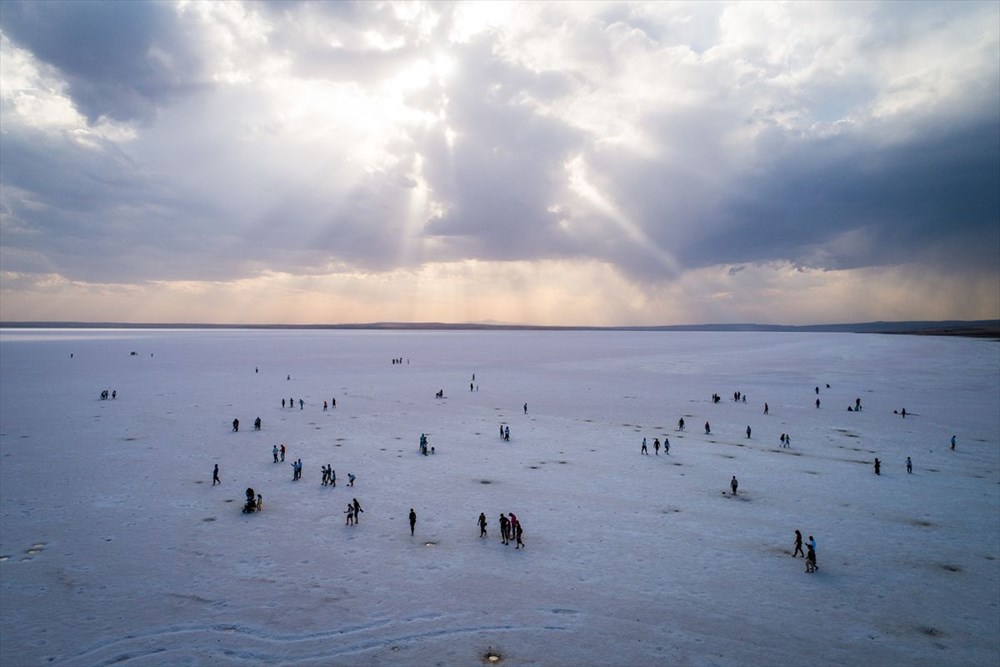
[
  {"xmin": 874, "ymin": 458, "xmax": 881, "ymax": 475},
  {"xmin": 409, "ymin": 508, "xmax": 417, "ymax": 535},
  {"xmin": 478, "ymin": 512, "xmax": 488, "ymax": 537},
  {"xmin": 232, "ymin": 418, "xmax": 239, "ymax": 432},
  {"xmin": 705, "ymin": 421, "xmax": 711, "ymax": 435},
  {"xmin": 793, "ymin": 530, "xmax": 804, "ymax": 557},
  {"xmin": 906, "ymin": 456, "xmax": 912, "ymax": 474},
  {"xmin": 730, "ymin": 475, "xmax": 738, "ymax": 495},
  {"xmin": 213, "ymin": 464, "xmax": 220, "ymax": 485}
]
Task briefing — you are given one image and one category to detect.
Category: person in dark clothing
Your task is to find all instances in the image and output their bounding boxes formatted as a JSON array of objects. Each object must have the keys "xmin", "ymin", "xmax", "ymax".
[
  {"xmin": 874, "ymin": 458, "xmax": 881, "ymax": 475},
  {"xmin": 793, "ymin": 530, "xmax": 804, "ymax": 557},
  {"xmin": 730, "ymin": 476, "xmax": 738, "ymax": 495},
  {"xmin": 232, "ymin": 418, "xmax": 239, "ymax": 432},
  {"xmin": 514, "ymin": 521, "xmax": 524, "ymax": 549},
  {"xmin": 254, "ymin": 417, "xmax": 261, "ymax": 431},
  {"xmin": 906, "ymin": 456, "xmax": 912, "ymax": 474},
  {"xmin": 805, "ymin": 544, "xmax": 818, "ymax": 573},
  {"xmin": 409, "ymin": 508, "xmax": 417, "ymax": 535},
  {"xmin": 499, "ymin": 514, "xmax": 510, "ymax": 545},
  {"xmin": 478, "ymin": 512, "xmax": 488, "ymax": 537},
  {"xmin": 705, "ymin": 421, "xmax": 711, "ymax": 435},
  {"xmin": 353, "ymin": 498, "xmax": 363, "ymax": 523},
  {"xmin": 213, "ymin": 464, "xmax": 220, "ymax": 485},
  {"xmin": 641, "ymin": 438, "xmax": 648, "ymax": 455},
  {"xmin": 678, "ymin": 417, "xmax": 685, "ymax": 431},
  {"xmin": 746, "ymin": 426, "xmax": 751, "ymax": 439}
]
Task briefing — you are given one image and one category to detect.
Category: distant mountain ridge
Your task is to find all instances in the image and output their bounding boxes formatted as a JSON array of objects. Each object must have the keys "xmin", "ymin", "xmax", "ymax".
[{"xmin": 2, "ymin": 320, "xmax": 998, "ymax": 338}]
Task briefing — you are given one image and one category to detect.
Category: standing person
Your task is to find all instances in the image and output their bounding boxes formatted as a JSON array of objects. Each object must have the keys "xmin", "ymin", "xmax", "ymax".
[
  {"xmin": 409, "ymin": 508, "xmax": 417, "ymax": 536},
  {"xmin": 299, "ymin": 398, "xmax": 304, "ymax": 410},
  {"xmin": 730, "ymin": 475, "xmax": 738, "ymax": 496},
  {"xmin": 792, "ymin": 530, "xmax": 804, "ymax": 557},
  {"xmin": 764, "ymin": 402, "xmax": 769, "ymax": 415},
  {"xmin": 705, "ymin": 421, "xmax": 711, "ymax": 435},
  {"xmin": 345, "ymin": 504, "xmax": 354, "ymax": 526},
  {"xmin": 254, "ymin": 416, "xmax": 261, "ymax": 431},
  {"xmin": 746, "ymin": 425, "xmax": 752, "ymax": 439},
  {"xmin": 499, "ymin": 514, "xmax": 510, "ymax": 545},
  {"xmin": 951, "ymin": 435, "xmax": 956, "ymax": 450},
  {"xmin": 212, "ymin": 464, "xmax": 220, "ymax": 485},
  {"xmin": 654, "ymin": 438, "xmax": 660, "ymax": 455},
  {"xmin": 678, "ymin": 417, "xmax": 685, "ymax": 431},
  {"xmin": 478, "ymin": 512, "xmax": 488, "ymax": 537},
  {"xmin": 330, "ymin": 469, "xmax": 336, "ymax": 487},
  {"xmin": 282, "ymin": 398, "xmax": 286, "ymax": 408},
  {"xmin": 232, "ymin": 418, "xmax": 239, "ymax": 432},
  {"xmin": 273, "ymin": 445, "xmax": 279, "ymax": 463},
  {"xmin": 523, "ymin": 403, "xmax": 528, "ymax": 415},
  {"xmin": 816, "ymin": 398, "xmax": 821, "ymax": 409},
  {"xmin": 874, "ymin": 458, "xmax": 881, "ymax": 475},
  {"xmin": 906, "ymin": 456, "xmax": 912, "ymax": 474},
  {"xmin": 352, "ymin": 498, "xmax": 363, "ymax": 523},
  {"xmin": 280, "ymin": 444, "xmax": 286, "ymax": 462},
  {"xmin": 514, "ymin": 520, "xmax": 525, "ymax": 549},
  {"xmin": 641, "ymin": 438, "xmax": 648, "ymax": 455},
  {"xmin": 508, "ymin": 513, "xmax": 519, "ymax": 540}
]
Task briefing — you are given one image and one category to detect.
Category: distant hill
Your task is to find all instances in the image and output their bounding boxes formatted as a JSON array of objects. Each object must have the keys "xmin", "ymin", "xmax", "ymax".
[{"xmin": 1, "ymin": 320, "xmax": 998, "ymax": 338}]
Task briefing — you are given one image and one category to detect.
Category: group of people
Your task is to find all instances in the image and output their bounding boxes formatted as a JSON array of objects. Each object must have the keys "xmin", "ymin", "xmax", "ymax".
[
  {"xmin": 242, "ymin": 487, "xmax": 263, "ymax": 514},
  {"xmin": 792, "ymin": 530, "xmax": 817, "ymax": 573},
  {"xmin": 495, "ymin": 512, "xmax": 525, "ymax": 549},
  {"xmin": 231, "ymin": 416, "xmax": 263, "ymax": 432},
  {"xmin": 640, "ymin": 437, "xmax": 670, "ymax": 455},
  {"xmin": 500, "ymin": 424, "xmax": 511, "ymax": 441},
  {"xmin": 290, "ymin": 458, "xmax": 304, "ymax": 480},
  {"xmin": 344, "ymin": 498, "xmax": 364, "ymax": 525},
  {"xmin": 419, "ymin": 433, "xmax": 434, "ymax": 455},
  {"xmin": 99, "ymin": 389, "xmax": 117, "ymax": 400},
  {"xmin": 281, "ymin": 398, "xmax": 305, "ymax": 409}
]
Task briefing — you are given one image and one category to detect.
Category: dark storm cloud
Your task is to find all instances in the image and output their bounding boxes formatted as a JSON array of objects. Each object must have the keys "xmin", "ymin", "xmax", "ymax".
[{"xmin": 0, "ymin": 0, "xmax": 203, "ymax": 124}]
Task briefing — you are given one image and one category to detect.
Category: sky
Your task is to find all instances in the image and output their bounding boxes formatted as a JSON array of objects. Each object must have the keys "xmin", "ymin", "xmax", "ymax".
[{"xmin": 0, "ymin": 0, "xmax": 998, "ymax": 326}]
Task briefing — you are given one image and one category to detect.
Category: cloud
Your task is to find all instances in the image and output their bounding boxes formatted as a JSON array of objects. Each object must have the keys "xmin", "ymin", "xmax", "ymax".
[{"xmin": 1, "ymin": 1, "xmax": 997, "ymax": 324}]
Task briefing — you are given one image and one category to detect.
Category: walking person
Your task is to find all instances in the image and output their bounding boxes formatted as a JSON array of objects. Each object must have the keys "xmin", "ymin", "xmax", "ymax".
[
  {"xmin": 664, "ymin": 437, "xmax": 670, "ymax": 455},
  {"xmin": 514, "ymin": 520, "xmax": 525, "ymax": 549},
  {"xmin": 273, "ymin": 445, "xmax": 279, "ymax": 463},
  {"xmin": 352, "ymin": 498, "xmax": 363, "ymax": 523},
  {"xmin": 409, "ymin": 508, "xmax": 417, "ymax": 536},
  {"xmin": 478, "ymin": 512, "xmax": 488, "ymax": 537},
  {"xmin": 746, "ymin": 425, "xmax": 751, "ymax": 439},
  {"xmin": 641, "ymin": 438, "xmax": 648, "ymax": 455},
  {"xmin": 212, "ymin": 464, "xmax": 220, "ymax": 485},
  {"xmin": 654, "ymin": 438, "xmax": 660, "ymax": 455},
  {"xmin": 805, "ymin": 543, "xmax": 818, "ymax": 573},
  {"xmin": 705, "ymin": 421, "xmax": 711, "ymax": 435},
  {"xmin": 792, "ymin": 530, "xmax": 804, "ymax": 557}
]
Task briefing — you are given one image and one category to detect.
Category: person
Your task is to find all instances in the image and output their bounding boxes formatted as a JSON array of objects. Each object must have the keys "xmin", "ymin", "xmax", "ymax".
[
  {"xmin": 213, "ymin": 464, "xmax": 220, "ymax": 485},
  {"xmin": 663, "ymin": 437, "xmax": 670, "ymax": 455},
  {"xmin": 478, "ymin": 512, "xmax": 488, "ymax": 537},
  {"xmin": 523, "ymin": 403, "xmax": 528, "ymax": 414},
  {"xmin": 950, "ymin": 435, "xmax": 956, "ymax": 450},
  {"xmin": 280, "ymin": 444, "xmax": 286, "ymax": 462},
  {"xmin": 232, "ymin": 418, "xmax": 239, "ymax": 432},
  {"xmin": 901, "ymin": 408, "xmax": 906, "ymax": 418},
  {"xmin": 855, "ymin": 397, "xmax": 862, "ymax": 411},
  {"xmin": 678, "ymin": 417, "xmax": 685, "ymax": 431},
  {"xmin": 499, "ymin": 513, "xmax": 510, "ymax": 545},
  {"xmin": 816, "ymin": 398, "xmax": 820, "ymax": 409},
  {"xmin": 805, "ymin": 543, "xmax": 817, "ymax": 573},
  {"xmin": 332, "ymin": 397, "xmax": 336, "ymax": 408},
  {"xmin": 254, "ymin": 416, "xmax": 261, "ymax": 431},
  {"xmin": 792, "ymin": 530, "xmax": 804, "ymax": 557},
  {"xmin": 807, "ymin": 535, "xmax": 816, "ymax": 552},
  {"xmin": 409, "ymin": 508, "xmax": 417, "ymax": 535},
  {"xmin": 345, "ymin": 504, "xmax": 355, "ymax": 526},
  {"xmin": 256, "ymin": 494, "xmax": 263, "ymax": 512},
  {"xmin": 641, "ymin": 438, "xmax": 648, "ymax": 455},
  {"xmin": 282, "ymin": 399, "xmax": 286, "ymax": 408},
  {"xmin": 815, "ymin": 386, "xmax": 819, "ymax": 395},
  {"xmin": 299, "ymin": 399, "xmax": 304, "ymax": 410},
  {"xmin": 353, "ymin": 498, "xmax": 363, "ymax": 522},
  {"xmin": 504, "ymin": 426, "xmax": 510, "ymax": 441},
  {"xmin": 508, "ymin": 513, "xmax": 519, "ymax": 543},
  {"xmin": 730, "ymin": 475, "xmax": 738, "ymax": 495},
  {"xmin": 514, "ymin": 520, "xmax": 524, "ymax": 549},
  {"xmin": 746, "ymin": 425, "xmax": 751, "ymax": 439},
  {"xmin": 780, "ymin": 434, "xmax": 786, "ymax": 447},
  {"xmin": 330, "ymin": 469, "xmax": 336, "ymax": 487},
  {"xmin": 654, "ymin": 438, "xmax": 660, "ymax": 455},
  {"xmin": 764, "ymin": 402, "xmax": 769, "ymax": 415},
  {"xmin": 273, "ymin": 445, "xmax": 279, "ymax": 463},
  {"xmin": 348, "ymin": 473, "xmax": 356, "ymax": 487},
  {"xmin": 906, "ymin": 456, "xmax": 912, "ymax": 474},
  {"xmin": 705, "ymin": 421, "xmax": 711, "ymax": 435},
  {"xmin": 874, "ymin": 458, "xmax": 881, "ymax": 475},
  {"xmin": 323, "ymin": 401, "xmax": 328, "ymax": 411},
  {"xmin": 321, "ymin": 465, "xmax": 329, "ymax": 486}
]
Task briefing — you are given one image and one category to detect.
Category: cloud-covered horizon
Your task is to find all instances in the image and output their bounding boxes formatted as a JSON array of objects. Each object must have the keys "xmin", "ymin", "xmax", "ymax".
[{"xmin": 2, "ymin": 1, "xmax": 997, "ymax": 325}]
